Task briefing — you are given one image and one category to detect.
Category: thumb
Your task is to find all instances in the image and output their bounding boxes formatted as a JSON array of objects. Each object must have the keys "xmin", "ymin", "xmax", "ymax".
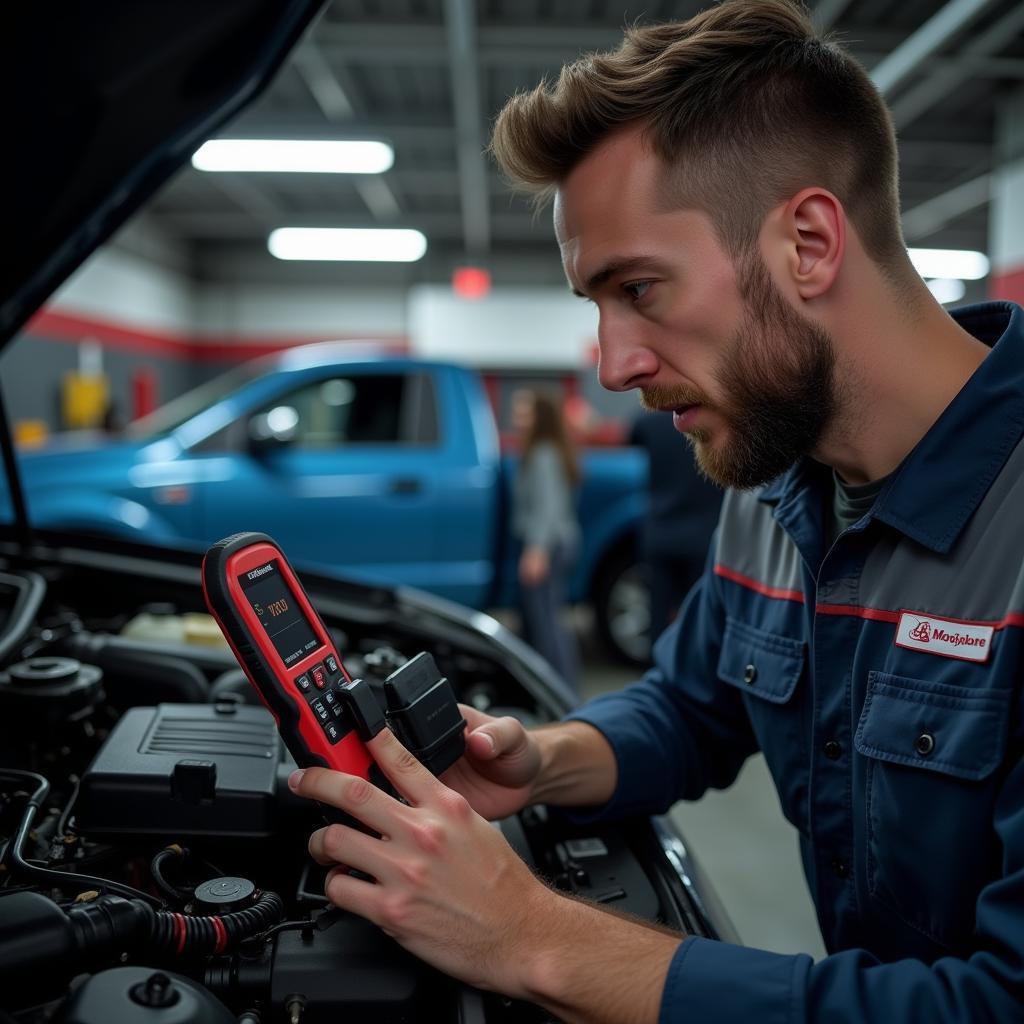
[{"xmin": 467, "ymin": 727, "xmax": 498, "ymax": 759}]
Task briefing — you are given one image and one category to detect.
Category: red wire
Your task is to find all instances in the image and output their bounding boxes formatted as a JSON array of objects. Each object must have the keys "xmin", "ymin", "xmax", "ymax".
[
  {"xmin": 174, "ymin": 913, "xmax": 187, "ymax": 954},
  {"xmin": 211, "ymin": 915, "xmax": 228, "ymax": 954}
]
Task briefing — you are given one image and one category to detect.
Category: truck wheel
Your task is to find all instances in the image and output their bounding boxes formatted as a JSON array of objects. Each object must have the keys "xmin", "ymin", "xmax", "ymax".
[{"xmin": 593, "ymin": 548, "xmax": 651, "ymax": 666}]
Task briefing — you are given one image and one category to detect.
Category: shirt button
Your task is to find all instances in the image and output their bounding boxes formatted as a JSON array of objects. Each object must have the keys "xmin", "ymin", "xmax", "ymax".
[
  {"xmin": 823, "ymin": 740, "xmax": 843, "ymax": 760},
  {"xmin": 831, "ymin": 859, "xmax": 850, "ymax": 880},
  {"xmin": 914, "ymin": 733, "xmax": 935, "ymax": 756},
  {"xmin": 743, "ymin": 664, "xmax": 758, "ymax": 684}
]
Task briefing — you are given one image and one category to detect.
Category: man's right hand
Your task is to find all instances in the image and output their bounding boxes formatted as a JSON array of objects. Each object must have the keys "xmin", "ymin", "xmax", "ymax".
[{"xmin": 440, "ymin": 704, "xmax": 542, "ymax": 821}]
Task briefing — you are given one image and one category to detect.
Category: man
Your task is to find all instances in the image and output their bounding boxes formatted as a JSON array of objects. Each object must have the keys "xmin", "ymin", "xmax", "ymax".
[{"xmin": 288, "ymin": 1, "xmax": 1024, "ymax": 1020}]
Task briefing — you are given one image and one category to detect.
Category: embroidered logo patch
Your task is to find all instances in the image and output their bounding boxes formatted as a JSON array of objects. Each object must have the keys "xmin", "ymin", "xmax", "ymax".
[{"xmin": 895, "ymin": 611, "xmax": 994, "ymax": 663}]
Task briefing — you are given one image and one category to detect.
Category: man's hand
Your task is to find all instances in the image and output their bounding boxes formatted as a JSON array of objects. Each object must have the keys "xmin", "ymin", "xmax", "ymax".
[
  {"xmin": 438, "ymin": 704, "xmax": 541, "ymax": 820},
  {"xmin": 290, "ymin": 727, "xmax": 557, "ymax": 995}
]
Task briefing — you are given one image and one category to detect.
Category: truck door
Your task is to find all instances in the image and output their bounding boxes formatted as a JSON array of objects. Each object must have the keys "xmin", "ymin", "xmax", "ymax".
[{"xmin": 197, "ymin": 370, "xmax": 444, "ymax": 589}]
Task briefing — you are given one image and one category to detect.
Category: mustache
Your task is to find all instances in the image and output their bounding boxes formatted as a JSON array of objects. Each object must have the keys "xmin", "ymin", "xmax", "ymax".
[{"xmin": 639, "ymin": 384, "xmax": 709, "ymax": 412}]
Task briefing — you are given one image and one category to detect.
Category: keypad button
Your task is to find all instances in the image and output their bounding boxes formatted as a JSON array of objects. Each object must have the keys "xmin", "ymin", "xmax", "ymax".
[
  {"xmin": 323, "ymin": 720, "xmax": 342, "ymax": 744},
  {"xmin": 311, "ymin": 665, "xmax": 327, "ymax": 689},
  {"xmin": 323, "ymin": 688, "xmax": 337, "ymax": 707},
  {"xmin": 294, "ymin": 673, "xmax": 311, "ymax": 693},
  {"xmin": 325, "ymin": 654, "xmax": 339, "ymax": 675},
  {"xmin": 311, "ymin": 699, "xmax": 329, "ymax": 723}
]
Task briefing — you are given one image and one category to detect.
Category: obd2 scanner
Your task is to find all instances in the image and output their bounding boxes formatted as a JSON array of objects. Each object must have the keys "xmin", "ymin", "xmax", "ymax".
[{"xmin": 201, "ymin": 533, "xmax": 466, "ymax": 792}]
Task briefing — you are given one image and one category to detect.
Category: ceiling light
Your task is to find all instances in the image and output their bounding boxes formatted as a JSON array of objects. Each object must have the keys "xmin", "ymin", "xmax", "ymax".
[
  {"xmin": 925, "ymin": 278, "xmax": 966, "ymax": 305},
  {"xmin": 268, "ymin": 228, "xmax": 427, "ymax": 262},
  {"xmin": 192, "ymin": 139, "xmax": 393, "ymax": 174},
  {"xmin": 908, "ymin": 248, "xmax": 989, "ymax": 281}
]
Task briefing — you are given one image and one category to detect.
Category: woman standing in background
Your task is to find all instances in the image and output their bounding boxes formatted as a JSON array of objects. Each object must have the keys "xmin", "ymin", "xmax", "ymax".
[{"xmin": 511, "ymin": 389, "xmax": 582, "ymax": 694}]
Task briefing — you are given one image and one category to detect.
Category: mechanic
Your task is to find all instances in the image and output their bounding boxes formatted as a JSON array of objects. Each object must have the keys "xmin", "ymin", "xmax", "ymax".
[{"xmin": 288, "ymin": 1, "xmax": 1024, "ymax": 1021}]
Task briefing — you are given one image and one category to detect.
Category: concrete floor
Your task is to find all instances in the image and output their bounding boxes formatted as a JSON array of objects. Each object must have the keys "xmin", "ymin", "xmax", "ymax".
[{"xmin": 515, "ymin": 607, "xmax": 827, "ymax": 961}]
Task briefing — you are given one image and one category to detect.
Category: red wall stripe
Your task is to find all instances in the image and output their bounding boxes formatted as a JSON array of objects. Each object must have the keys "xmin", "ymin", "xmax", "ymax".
[
  {"xmin": 24, "ymin": 308, "xmax": 408, "ymax": 362},
  {"xmin": 990, "ymin": 266, "xmax": 1024, "ymax": 305}
]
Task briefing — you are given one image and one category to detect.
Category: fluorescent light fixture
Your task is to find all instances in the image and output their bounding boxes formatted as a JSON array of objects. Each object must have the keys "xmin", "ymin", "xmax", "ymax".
[
  {"xmin": 192, "ymin": 139, "xmax": 393, "ymax": 174},
  {"xmin": 908, "ymin": 248, "xmax": 989, "ymax": 281},
  {"xmin": 268, "ymin": 228, "xmax": 427, "ymax": 262},
  {"xmin": 925, "ymin": 278, "xmax": 966, "ymax": 305}
]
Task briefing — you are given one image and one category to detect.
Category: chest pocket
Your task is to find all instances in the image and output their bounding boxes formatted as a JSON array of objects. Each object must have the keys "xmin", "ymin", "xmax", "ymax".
[
  {"xmin": 718, "ymin": 617, "xmax": 807, "ymax": 826},
  {"xmin": 855, "ymin": 671, "xmax": 1011, "ymax": 950}
]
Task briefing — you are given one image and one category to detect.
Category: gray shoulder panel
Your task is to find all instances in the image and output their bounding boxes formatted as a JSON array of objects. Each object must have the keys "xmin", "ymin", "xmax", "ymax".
[
  {"xmin": 860, "ymin": 437, "xmax": 1024, "ymax": 622},
  {"xmin": 716, "ymin": 489, "xmax": 804, "ymax": 597}
]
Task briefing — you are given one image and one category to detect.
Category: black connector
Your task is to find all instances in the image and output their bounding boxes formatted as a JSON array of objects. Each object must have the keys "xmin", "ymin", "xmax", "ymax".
[
  {"xmin": 334, "ymin": 678, "xmax": 386, "ymax": 741},
  {"xmin": 383, "ymin": 653, "xmax": 466, "ymax": 776}
]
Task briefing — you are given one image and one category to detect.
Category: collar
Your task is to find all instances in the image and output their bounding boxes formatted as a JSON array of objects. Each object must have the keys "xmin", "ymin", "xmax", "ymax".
[{"xmin": 759, "ymin": 301, "xmax": 1024, "ymax": 554}]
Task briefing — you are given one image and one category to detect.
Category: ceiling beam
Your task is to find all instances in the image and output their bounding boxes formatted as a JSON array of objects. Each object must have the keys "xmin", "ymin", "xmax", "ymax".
[
  {"xmin": 291, "ymin": 41, "xmax": 403, "ymax": 223},
  {"xmin": 870, "ymin": 0, "xmax": 1001, "ymax": 97},
  {"xmin": 900, "ymin": 172, "xmax": 991, "ymax": 241},
  {"xmin": 890, "ymin": 4, "xmax": 1024, "ymax": 128},
  {"xmin": 813, "ymin": 0, "xmax": 856, "ymax": 32},
  {"xmin": 444, "ymin": 0, "xmax": 491, "ymax": 254}
]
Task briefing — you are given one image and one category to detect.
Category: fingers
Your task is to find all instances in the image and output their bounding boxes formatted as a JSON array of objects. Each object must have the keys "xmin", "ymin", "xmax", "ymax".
[
  {"xmin": 308, "ymin": 822, "xmax": 386, "ymax": 875},
  {"xmin": 366, "ymin": 726, "xmax": 444, "ymax": 807},
  {"xmin": 466, "ymin": 714, "xmax": 530, "ymax": 762},
  {"xmin": 289, "ymin": 766, "xmax": 404, "ymax": 836},
  {"xmin": 323, "ymin": 866, "xmax": 384, "ymax": 924}
]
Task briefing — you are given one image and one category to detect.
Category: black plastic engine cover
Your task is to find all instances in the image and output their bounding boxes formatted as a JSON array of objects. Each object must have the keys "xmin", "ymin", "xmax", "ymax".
[{"xmin": 76, "ymin": 703, "xmax": 282, "ymax": 838}]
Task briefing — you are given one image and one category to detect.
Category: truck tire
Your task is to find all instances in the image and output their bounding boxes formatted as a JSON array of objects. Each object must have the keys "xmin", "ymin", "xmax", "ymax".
[{"xmin": 593, "ymin": 545, "xmax": 651, "ymax": 666}]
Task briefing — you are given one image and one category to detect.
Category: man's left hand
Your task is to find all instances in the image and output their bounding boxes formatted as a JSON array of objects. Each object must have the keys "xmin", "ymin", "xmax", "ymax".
[{"xmin": 289, "ymin": 727, "xmax": 558, "ymax": 996}]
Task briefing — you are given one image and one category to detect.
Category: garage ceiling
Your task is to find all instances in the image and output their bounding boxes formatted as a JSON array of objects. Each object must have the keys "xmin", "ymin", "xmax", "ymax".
[{"xmin": 143, "ymin": 0, "xmax": 1024, "ymax": 289}]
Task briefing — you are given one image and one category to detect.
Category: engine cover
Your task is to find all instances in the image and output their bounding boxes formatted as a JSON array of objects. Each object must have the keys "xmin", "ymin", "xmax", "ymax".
[{"xmin": 77, "ymin": 703, "xmax": 283, "ymax": 838}]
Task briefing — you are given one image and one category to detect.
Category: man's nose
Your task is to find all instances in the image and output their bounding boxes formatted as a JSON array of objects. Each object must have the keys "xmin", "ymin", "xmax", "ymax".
[{"xmin": 596, "ymin": 318, "xmax": 659, "ymax": 392}]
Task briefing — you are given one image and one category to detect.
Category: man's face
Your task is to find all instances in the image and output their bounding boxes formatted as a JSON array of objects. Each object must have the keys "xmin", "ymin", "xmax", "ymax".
[{"xmin": 555, "ymin": 126, "xmax": 836, "ymax": 489}]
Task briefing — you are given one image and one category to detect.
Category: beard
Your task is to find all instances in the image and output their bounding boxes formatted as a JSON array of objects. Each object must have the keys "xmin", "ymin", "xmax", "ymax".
[{"xmin": 641, "ymin": 254, "xmax": 837, "ymax": 490}]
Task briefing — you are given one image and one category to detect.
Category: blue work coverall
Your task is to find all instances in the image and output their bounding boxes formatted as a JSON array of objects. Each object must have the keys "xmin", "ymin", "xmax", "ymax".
[{"xmin": 570, "ymin": 302, "xmax": 1024, "ymax": 1021}]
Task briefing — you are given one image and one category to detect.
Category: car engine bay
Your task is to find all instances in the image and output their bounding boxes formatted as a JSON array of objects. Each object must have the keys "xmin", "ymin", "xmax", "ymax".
[{"xmin": 0, "ymin": 539, "xmax": 714, "ymax": 1023}]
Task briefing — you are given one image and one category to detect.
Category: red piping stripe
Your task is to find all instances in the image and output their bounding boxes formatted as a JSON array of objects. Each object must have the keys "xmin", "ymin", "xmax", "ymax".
[
  {"xmin": 815, "ymin": 604, "xmax": 900, "ymax": 623},
  {"xmin": 713, "ymin": 564, "xmax": 805, "ymax": 603},
  {"xmin": 716, "ymin": 565, "xmax": 1024, "ymax": 630}
]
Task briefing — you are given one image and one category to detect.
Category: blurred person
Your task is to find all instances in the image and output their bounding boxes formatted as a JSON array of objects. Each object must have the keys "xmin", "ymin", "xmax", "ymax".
[
  {"xmin": 510, "ymin": 389, "xmax": 582, "ymax": 691},
  {"xmin": 286, "ymin": 3, "xmax": 1024, "ymax": 1022},
  {"xmin": 629, "ymin": 409, "xmax": 723, "ymax": 639}
]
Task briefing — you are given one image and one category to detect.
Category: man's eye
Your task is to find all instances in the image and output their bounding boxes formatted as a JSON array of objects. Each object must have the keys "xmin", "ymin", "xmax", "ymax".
[{"xmin": 624, "ymin": 280, "xmax": 652, "ymax": 300}]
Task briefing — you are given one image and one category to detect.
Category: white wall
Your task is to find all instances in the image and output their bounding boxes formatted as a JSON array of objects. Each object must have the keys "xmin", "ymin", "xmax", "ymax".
[
  {"xmin": 408, "ymin": 285, "xmax": 597, "ymax": 369},
  {"xmin": 193, "ymin": 285, "xmax": 407, "ymax": 340},
  {"xmin": 51, "ymin": 245, "xmax": 195, "ymax": 335},
  {"xmin": 990, "ymin": 159, "xmax": 1024, "ymax": 276}
]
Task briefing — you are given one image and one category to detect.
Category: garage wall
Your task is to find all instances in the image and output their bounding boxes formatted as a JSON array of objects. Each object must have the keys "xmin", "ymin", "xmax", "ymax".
[{"xmin": 5, "ymin": 234, "xmax": 640, "ymax": 435}]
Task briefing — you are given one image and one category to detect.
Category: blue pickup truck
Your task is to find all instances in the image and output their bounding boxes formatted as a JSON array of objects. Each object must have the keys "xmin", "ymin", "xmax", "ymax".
[{"xmin": 14, "ymin": 344, "xmax": 650, "ymax": 662}]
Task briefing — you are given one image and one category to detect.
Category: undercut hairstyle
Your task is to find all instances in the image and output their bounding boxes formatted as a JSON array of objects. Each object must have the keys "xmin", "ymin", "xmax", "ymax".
[{"xmin": 490, "ymin": 0, "xmax": 909, "ymax": 278}]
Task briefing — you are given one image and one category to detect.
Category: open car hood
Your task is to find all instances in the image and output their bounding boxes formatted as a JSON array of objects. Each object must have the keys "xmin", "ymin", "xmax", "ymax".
[{"xmin": 1, "ymin": 1, "xmax": 324, "ymax": 346}]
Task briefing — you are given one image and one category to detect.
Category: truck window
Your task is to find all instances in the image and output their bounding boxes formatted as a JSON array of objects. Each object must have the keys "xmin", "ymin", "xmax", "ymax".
[{"xmin": 269, "ymin": 372, "xmax": 440, "ymax": 447}]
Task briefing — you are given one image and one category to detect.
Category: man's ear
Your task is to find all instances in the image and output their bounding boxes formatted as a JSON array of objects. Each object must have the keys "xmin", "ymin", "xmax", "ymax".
[{"xmin": 767, "ymin": 188, "xmax": 845, "ymax": 301}]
